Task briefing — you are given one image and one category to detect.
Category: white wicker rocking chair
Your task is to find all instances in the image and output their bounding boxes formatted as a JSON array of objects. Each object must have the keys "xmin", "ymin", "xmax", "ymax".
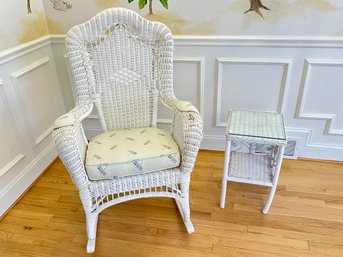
[{"xmin": 52, "ymin": 8, "xmax": 203, "ymax": 253}]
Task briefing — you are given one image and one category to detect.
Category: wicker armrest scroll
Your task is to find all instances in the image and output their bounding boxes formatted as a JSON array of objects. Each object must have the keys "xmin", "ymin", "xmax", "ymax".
[
  {"xmin": 52, "ymin": 102, "xmax": 93, "ymax": 189},
  {"xmin": 171, "ymin": 100, "xmax": 203, "ymax": 173}
]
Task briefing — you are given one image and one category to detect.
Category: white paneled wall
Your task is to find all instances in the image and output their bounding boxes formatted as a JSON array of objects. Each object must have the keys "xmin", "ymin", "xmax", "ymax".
[
  {"xmin": 0, "ymin": 37, "xmax": 66, "ymax": 216},
  {"xmin": 157, "ymin": 57, "xmax": 205, "ymax": 126},
  {"xmin": 297, "ymin": 59, "xmax": 343, "ymax": 136},
  {"xmin": 50, "ymin": 35, "xmax": 343, "ymax": 161},
  {"xmin": 215, "ymin": 58, "xmax": 292, "ymax": 127},
  {"xmin": 1, "ymin": 35, "xmax": 343, "ymax": 215}
]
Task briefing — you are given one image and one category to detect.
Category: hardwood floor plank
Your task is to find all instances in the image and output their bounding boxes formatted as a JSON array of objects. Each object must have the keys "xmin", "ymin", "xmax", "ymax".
[
  {"xmin": 213, "ymin": 245, "xmax": 288, "ymax": 257},
  {"xmin": 1, "ymin": 150, "xmax": 343, "ymax": 256}
]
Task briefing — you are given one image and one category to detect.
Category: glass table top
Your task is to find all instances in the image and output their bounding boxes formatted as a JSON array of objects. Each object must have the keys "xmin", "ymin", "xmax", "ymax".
[{"xmin": 227, "ymin": 110, "xmax": 286, "ymax": 141}]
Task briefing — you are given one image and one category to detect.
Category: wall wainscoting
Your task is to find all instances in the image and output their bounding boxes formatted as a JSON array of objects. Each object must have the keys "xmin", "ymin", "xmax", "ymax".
[
  {"xmin": 51, "ymin": 35, "xmax": 343, "ymax": 161},
  {"xmin": 0, "ymin": 36, "xmax": 66, "ymax": 217},
  {"xmin": 1, "ymin": 35, "xmax": 343, "ymax": 216}
]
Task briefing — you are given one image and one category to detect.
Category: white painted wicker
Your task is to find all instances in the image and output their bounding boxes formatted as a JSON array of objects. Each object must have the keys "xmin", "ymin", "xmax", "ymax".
[
  {"xmin": 220, "ymin": 110, "xmax": 286, "ymax": 214},
  {"xmin": 228, "ymin": 152, "xmax": 273, "ymax": 187},
  {"xmin": 52, "ymin": 8, "xmax": 203, "ymax": 253},
  {"xmin": 226, "ymin": 110, "xmax": 286, "ymax": 146}
]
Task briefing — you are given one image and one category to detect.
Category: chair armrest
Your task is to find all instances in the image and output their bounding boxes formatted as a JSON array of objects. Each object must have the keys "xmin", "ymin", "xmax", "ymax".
[
  {"xmin": 171, "ymin": 100, "xmax": 203, "ymax": 173},
  {"xmin": 52, "ymin": 102, "xmax": 93, "ymax": 190}
]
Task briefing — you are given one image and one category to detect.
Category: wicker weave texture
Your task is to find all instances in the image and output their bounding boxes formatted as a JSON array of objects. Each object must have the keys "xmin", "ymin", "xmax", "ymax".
[
  {"xmin": 221, "ymin": 109, "xmax": 286, "ymax": 214},
  {"xmin": 66, "ymin": 8, "xmax": 173, "ymax": 131},
  {"xmin": 228, "ymin": 152, "xmax": 273, "ymax": 187},
  {"xmin": 52, "ymin": 8, "xmax": 203, "ymax": 252},
  {"xmin": 226, "ymin": 110, "xmax": 286, "ymax": 145}
]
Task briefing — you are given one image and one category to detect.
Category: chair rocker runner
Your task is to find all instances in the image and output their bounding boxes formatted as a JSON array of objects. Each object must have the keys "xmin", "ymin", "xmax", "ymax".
[{"xmin": 52, "ymin": 8, "xmax": 203, "ymax": 253}]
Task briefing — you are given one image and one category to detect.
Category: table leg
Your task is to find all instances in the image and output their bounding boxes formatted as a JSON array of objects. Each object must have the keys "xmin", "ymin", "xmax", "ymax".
[
  {"xmin": 262, "ymin": 145, "xmax": 285, "ymax": 214},
  {"xmin": 220, "ymin": 140, "xmax": 232, "ymax": 209}
]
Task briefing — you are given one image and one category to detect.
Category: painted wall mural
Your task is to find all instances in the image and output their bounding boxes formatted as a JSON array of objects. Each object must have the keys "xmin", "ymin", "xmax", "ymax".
[
  {"xmin": 50, "ymin": 0, "xmax": 73, "ymax": 12},
  {"xmin": 245, "ymin": 0, "xmax": 270, "ymax": 18},
  {"xmin": 1, "ymin": 0, "xmax": 343, "ymax": 53},
  {"xmin": 126, "ymin": 0, "xmax": 270, "ymax": 18},
  {"xmin": 128, "ymin": 0, "xmax": 168, "ymax": 15},
  {"xmin": 25, "ymin": 0, "xmax": 270, "ymax": 18},
  {"xmin": 27, "ymin": 0, "xmax": 32, "ymax": 13},
  {"xmin": 41, "ymin": 0, "xmax": 343, "ymax": 36},
  {"xmin": 27, "ymin": 0, "xmax": 72, "ymax": 13},
  {"xmin": 127, "ymin": 0, "xmax": 270, "ymax": 18},
  {"xmin": 0, "ymin": 0, "xmax": 49, "ymax": 52}
]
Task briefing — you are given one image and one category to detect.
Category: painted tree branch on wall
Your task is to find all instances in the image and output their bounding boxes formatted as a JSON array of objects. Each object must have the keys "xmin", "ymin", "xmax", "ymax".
[
  {"xmin": 128, "ymin": 0, "xmax": 168, "ymax": 15},
  {"xmin": 26, "ymin": 0, "xmax": 269, "ymax": 18},
  {"xmin": 26, "ymin": 0, "xmax": 72, "ymax": 14},
  {"xmin": 50, "ymin": 0, "xmax": 72, "ymax": 12},
  {"xmin": 245, "ymin": 0, "xmax": 270, "ymax": 18},
  {"xmin": 50, "ymin": 0, "xmax": 73, "ymax": 12},
  {"xmin": 27, "ymin": 0, "xmax": 32, "ymax": 13}
]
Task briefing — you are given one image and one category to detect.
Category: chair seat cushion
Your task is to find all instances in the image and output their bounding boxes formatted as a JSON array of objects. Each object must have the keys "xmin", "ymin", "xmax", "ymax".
[{"xmin": 85, "ymin": 127, "xmax": 181, "ymax": 180}]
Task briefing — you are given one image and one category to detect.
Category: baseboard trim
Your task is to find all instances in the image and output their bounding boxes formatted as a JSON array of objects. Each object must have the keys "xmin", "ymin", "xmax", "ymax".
[
  {"xmin": 201, "ymin": 135, "xmax": 226, "ymax": 151},
  {"xmin": 0, "ymin": 144, "xmax": 57, "ymax": 218}
]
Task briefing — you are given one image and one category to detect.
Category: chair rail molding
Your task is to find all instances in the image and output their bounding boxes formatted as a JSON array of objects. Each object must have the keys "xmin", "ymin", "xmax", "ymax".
[
  {"xmin": 0, "ymin": 36, "xmax": 51, "ymax": 66},
  {"xmin": 215, "ymin": 57, "xmax": 293, "ymax": 127},
  {"xmin": 172, "ymin": 35, "xmax": 343, "ymax": 48},
  {"xmin": 297, "ymin": 59, "xmax": 343, "ymax": 136}
]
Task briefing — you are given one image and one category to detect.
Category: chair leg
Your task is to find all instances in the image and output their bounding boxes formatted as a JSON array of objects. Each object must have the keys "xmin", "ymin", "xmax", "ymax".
[
  {"xmin": 86, "ymin": 212, "xmax": 98, "ymax": 253},
  {"xmin": 262, "ymin": 186, "xmax": 277, "ymax": 214},
  {"xmin": 79, "ymin": 189, "xmax": 99, "ymax": 253},
  {"xmin": 175, "ymin": 180, "xmax": 195, "ymax": 234}
]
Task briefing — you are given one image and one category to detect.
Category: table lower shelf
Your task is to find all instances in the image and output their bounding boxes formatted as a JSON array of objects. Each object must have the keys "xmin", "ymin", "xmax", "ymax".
[{"xmin": 227, "ymin": 152, "xmax": 274, "ymax": 187}]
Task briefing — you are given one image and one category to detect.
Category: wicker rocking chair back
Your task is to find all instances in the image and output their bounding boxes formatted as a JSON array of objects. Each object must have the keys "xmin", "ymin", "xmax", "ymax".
[
  {"xmin": 53, "ymin": 8, "xmax": 203, "ymax": 253},
  {"xmin": 66, "ymin": 8, "xmax": 173, "ymax": 131}
]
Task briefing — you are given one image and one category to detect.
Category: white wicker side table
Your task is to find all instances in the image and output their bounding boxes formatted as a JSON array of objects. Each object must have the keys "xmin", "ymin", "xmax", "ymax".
[{"xmin": 220, "ymin": 110, "xmax": 287, "ymax": 214}]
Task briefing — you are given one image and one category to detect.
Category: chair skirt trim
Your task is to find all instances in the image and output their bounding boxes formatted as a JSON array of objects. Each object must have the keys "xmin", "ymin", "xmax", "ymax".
[
  {"xmin": 88, "ymin": 169, "xmax": 184, "ymax": 200},
  {"xmin": 80, "ymin": 173, "xmax": 194, "ymax": 253},
  {"xmin": 91, "ymin": 190, "xmax": 184, "ymax": 214}
]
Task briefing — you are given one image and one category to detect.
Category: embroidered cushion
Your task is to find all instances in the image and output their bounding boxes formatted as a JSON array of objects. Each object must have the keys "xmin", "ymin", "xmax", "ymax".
[{"xmin": 85, "ymin": 127, "xmax": 180, "ymax": 180}]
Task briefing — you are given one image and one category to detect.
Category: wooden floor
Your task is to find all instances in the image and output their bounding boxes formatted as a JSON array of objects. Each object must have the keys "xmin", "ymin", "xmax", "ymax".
[{"xmin": 1, "ymin": 151, "xmax": 343, "ymax": 257}]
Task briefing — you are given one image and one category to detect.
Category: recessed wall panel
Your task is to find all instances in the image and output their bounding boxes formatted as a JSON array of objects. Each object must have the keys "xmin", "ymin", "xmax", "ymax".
[
  {"xmin": 11, "ymin": 57, "xmax": 58, "ymax": 146},
  {"xmin": 301, "ymin": 62, "xmax": 343, "ymax": 131},
  {"xmin": 157, "ymin": 58, "xmax": 204, "ymax": 123},
  {"xmin": 0, "ymin": 81, "xmax": 25, "ymax": 177}
]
